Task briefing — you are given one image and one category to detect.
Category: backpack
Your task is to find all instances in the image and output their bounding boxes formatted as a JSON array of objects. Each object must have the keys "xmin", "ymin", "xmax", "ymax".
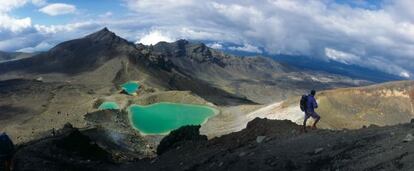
[
  {"xmin": 300, "ymin": 95, "xmax": 308, "ymax": 112},
  {"xmin": 0, "ymin": 133, "xmax": 14, "ymax": 160}
]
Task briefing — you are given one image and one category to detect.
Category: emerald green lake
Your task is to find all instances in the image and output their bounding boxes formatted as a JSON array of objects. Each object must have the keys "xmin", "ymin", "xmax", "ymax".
[
  {"xmin": 129, "ymin": 102, "xmax": 218, "ymax": 134},
  {"xmin": 98, "ymin": 102, "xmax": 120, "ymax": 110},
  {"xmin": 121, "ymin": 82, "xmax": 140, "ymax": 95}
]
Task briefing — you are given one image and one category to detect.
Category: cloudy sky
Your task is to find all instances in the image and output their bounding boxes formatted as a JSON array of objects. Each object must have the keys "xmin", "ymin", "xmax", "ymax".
[{"xmin": 0, "ymin": 0, "xmax": 413, "ymax": 78}]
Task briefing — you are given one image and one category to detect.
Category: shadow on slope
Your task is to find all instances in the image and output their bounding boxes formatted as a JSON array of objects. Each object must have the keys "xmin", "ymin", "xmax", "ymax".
[{"xmin": 14, "ymin": 123, "xmax": 113, "ymax": 171}]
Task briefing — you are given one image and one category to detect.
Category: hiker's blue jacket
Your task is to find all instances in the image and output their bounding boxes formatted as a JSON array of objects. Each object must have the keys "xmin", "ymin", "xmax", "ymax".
[{"xmin": 306, "ymin": 95, "xmax": 318, "ymax": 112}]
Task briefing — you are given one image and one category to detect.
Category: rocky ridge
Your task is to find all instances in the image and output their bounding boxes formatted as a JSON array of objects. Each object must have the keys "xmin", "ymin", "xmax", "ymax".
[{"xmin": 12, "ymin": 118, "xmax": 414, "ymax": 171}]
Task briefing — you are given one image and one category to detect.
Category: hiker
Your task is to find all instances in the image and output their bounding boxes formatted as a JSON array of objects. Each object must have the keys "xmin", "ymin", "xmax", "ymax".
[
  {"xmin": 0, "ymin": 132, "xmax": 15, "ymax": 171},
  {"xmin": 300, "ymin": 90, "xmax": 321, "ymax": 132}
]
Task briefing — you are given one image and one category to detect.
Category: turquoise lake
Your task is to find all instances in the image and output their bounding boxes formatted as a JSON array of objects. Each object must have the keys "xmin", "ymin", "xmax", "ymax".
[
  {"xmin": 129, "ymin": 102, "xmax": 217, "ymax": 134},
  {"xmin": 98, "ymin": 102, "xmax": 120, "ymax": 110},
  {"xmin": 121, "ymin": 82, "xmax": 140, "ymax": 95}
]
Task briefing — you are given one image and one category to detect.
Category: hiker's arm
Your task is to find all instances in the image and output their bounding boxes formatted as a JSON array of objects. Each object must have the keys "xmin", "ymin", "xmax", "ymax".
[{"xmin": 313, "ymin": 98, "xmax": 318, "ymax": 108}]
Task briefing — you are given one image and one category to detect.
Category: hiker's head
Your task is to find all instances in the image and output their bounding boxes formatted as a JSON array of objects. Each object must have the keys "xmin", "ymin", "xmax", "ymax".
[{"xmin": 310, "ymin": 90, "xmax": 316, "ymax": 96}]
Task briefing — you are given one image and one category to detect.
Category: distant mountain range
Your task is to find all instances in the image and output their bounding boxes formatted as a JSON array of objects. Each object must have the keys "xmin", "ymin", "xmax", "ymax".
[
  {"xmin": 0, "ymin": 28, "xmax": 370, "ymax": 104},
  {"xmin": 271, "ymin": 54, "xmax": 405, "ymax": 83},
  {"xmin": 1, "ymin": 34, "xmax": 407, "ymax": 84},
  {"xmin": 201, "ymin": 41, "xmax": 407, "ymax": 83}
]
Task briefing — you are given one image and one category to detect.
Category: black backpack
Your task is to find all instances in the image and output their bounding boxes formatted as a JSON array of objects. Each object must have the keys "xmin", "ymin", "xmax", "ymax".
[
  {"xmin": 0, "ymin": 133, "xmax": 14, "ymax": 160},
  {"xmin": 300, "ymin": 95, "xmax": 308, "ymax": 112}
]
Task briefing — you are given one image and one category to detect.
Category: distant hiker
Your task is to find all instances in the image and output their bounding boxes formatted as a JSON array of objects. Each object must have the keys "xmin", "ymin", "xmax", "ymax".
[
  {"xmin": 300, "ymin": 90, "xmax": 321, "ymax": 132},
  {"xmin": 0, "ymin": 132, "xmax": 15, "ymax": 171}
]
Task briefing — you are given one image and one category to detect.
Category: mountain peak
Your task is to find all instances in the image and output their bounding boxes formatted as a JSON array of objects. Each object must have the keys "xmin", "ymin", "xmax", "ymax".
[
  {"xmin": 175, "ymin": 39, "xmax": 189, "ymax": 45},
  {"xmin": 85, "ymin": 27, "xmax": 126, "ymax": 43}
]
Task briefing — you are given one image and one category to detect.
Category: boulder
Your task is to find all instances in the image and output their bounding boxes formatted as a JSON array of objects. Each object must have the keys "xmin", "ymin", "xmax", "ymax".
[
  {"xmin": 256, "ymin": 136, "xmax": 266, "ymax": 143},
  {"xmin": 157, "ymin": 125, "xmax": 207, "ymax": 155},
  {"xmin": 403, "ymin": 133, "xmax": 414, "ymax": 142}
]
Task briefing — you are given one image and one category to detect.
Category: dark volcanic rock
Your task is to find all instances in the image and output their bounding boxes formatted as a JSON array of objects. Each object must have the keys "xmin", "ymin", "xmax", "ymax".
[
  {"xmin": 157, "ymin": 125, "xmax": 207, "ymax": 155},
  {"xmin": 13, "ymin": 125, "xmax": 113, "ymax": 171},
  {"xmin": 0, "ymin": 28, "xmax": 136, "ymax": 74},
  {"xmin": 117, "ymin": 118, "xmax": 414, "ymax": 171},
  {"xmin": 13, "ymin": 117, "xmax": 414, "ymax": 170},
  {"xmin": 84, "ymin": 110, "xmax": 152, "ymax": 161},
  {"xmin": 85, "ymin": 27, "xmax": 129, "ymax": 44},
  {"xmin": 55, "ymin": 129, "xmax": 109, "ymax": 161}
]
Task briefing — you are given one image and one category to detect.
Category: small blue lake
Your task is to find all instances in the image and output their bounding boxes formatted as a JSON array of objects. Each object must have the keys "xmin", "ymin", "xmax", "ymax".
[
  {"xmin": 121, "ymin": 82, "xmax": 140, "ymax": 95},
  {"xmin": 98, "ymin": 102, "xmax": 120, "ymax": 110}
]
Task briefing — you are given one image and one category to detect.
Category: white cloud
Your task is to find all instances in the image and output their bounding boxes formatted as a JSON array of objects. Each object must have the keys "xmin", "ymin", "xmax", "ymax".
[
  {"xmin": 0, "ymin": 0, "xmax": 27, "ymax": 12},
  {"xmin": 122, "ymin": 0, "xmax": 414, "ymax": 78},
  {"xmin": 0, "ymin": 15, "xmax": 32, "ymax": 32},
  {"xmin": 137, "ymin": 30, "xmax": 175, "ymax": 45},
  {"xmin": 325, "ymin": 48, "xmax": 360, "ymax": 64},
  {"xmin": 207, "ymin": 42, "xmax": 223, "ymax": 49},
  {"xmin": 0, "ymin": 0, "xmax": 90, "ymax": 52},
  {"xmin": 324, "ymin": 47, "xmax": 411, "ymax": 78},
  {"xmin": 17, "ymin": 41, "xmax": 52, "ymax": 52},
  {"xmin": 179, "ymin": 27, "xmax": 225, "ymax": 40},
  {"xmin": 0, "ymin": 33, "xmax": 44, "ymax": 51},
  {"xmin": 39, "ymin": 3, "xmax": 76, "ymax": 16},
  {"xmin": 229, "ymin": 43, "xmax": 262, "ymax": 53},
  {"xmin": 125, "ymin": 0, "xmax": 193, "ymax": 13},
  {"xmin": 34, "ymin": 21, "xmax": 96, "ymax": 34},
  {"xmin": 400, "ymin": 71, "xmax": 410, "ymax": 78},
  {"xmin": 0, "ymin": 0, "xmax": 47, "ymax": 12},
  {"xmin": 0, "ymin": 0, "xmax": 38, "ymax": 34},
  {"xmin": 0, "ymin": 0, "xmax": 52, "ymax": 33},
  {"xmin": 364, "ymin": 57, "xmax": 411, "ymax": 79}
]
